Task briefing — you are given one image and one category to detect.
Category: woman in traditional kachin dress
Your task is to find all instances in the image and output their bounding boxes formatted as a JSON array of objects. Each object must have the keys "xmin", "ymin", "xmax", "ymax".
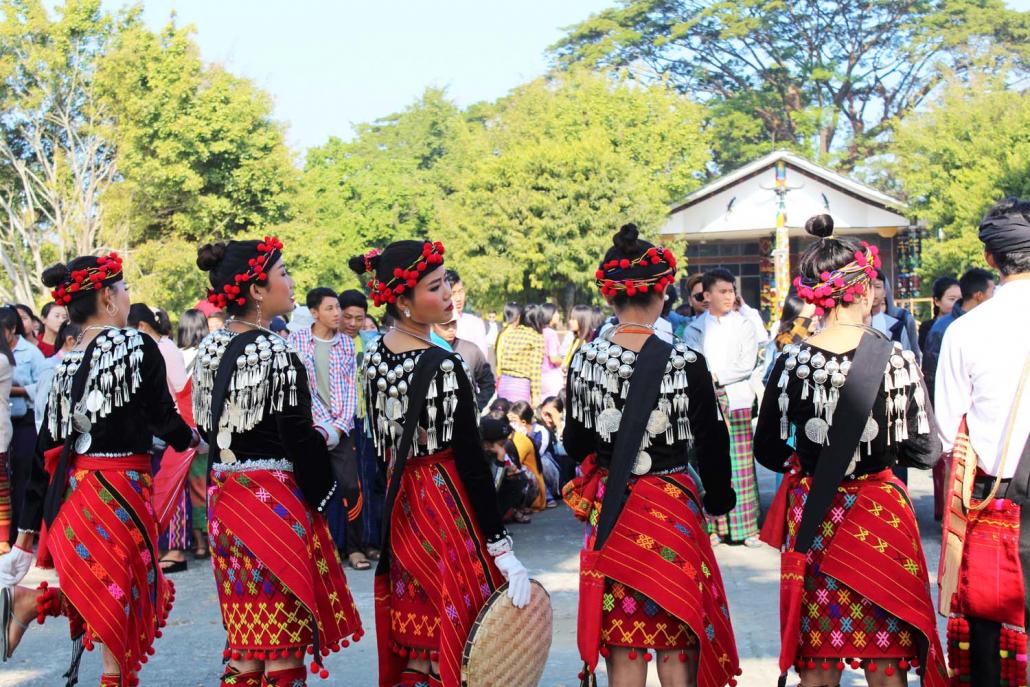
[
  {"xmin": 347, "ymin": 240, "xmax": 531, "ymax": 687},
  {"xmin": 563, "ymin": 224, "xmax": 741, "ymax": 687},
  {"xmin": 0, "ymin": 252, "xmax": 201, "ymax": 686},
  {"xmin": 193, "ymin": 237, "xmax": 362, "ymax": 687},
  {"xmin": 754, "ymin": 215, "xmax": 947, "ymax": 687}
]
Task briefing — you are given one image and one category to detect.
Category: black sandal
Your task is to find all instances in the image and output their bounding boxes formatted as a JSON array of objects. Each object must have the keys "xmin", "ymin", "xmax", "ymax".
[{"xmin": 159, "ymin": 557, "xmax": 188, "ymax": 574}]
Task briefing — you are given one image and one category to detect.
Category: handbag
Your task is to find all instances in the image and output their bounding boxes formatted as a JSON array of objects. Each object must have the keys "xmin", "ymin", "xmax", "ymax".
[{"xmin": 938, "ymin": 353, "xmax": 1030, "ymax": 618}]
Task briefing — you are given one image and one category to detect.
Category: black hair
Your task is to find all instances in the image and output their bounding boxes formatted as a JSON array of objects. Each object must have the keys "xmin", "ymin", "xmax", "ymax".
[
  {"xmin": 445, "ymin": 269, "xmax": 461, "ymax": 286},
  {"xmin": 12, "ymin": 303, "xmax": 34, "ymax": 323},
  {"xmin": 480, "ymin": 415, "xmax": 512, "ymax": 442},
  {"xmin": 568, "ymin": 304, "xmax": 593, "ymax": 341},
  {"xmin": 0, "ymin": 309, "xmax": 14, "ymax": 364},
  {"xmin": 153, "ymin": 308, "xmax": 173, "ymax": 337},
  {"xmin": 57, "ymin": 321, "xmax": 82, "ymax": 348},
  {"xmin": 701, "ymin": 268, "xmax": 736, "ymax": 293},
  {"xmin": 127, "ymin": 303, "xmax": 160, "ymax": 332},
  {"xmin": 930, "ymin": 276, "xmax": 960, "ymax": 317},
  {"xmin": 306, "ymin": 287, "xmax": 338, "ymax": 310},
  {"xmin": 981, "ymin": 198, "xmax": 1030, "ymax": 277},
  {"xmin": 662, "ymin": 284, "xmax": 678, "ymax": 316},
  {"xmin": 338, "ymin": 289, "xmax": 368, "ymax": 312},
  {"xmin": 958, "ymin": 267, "xmax": 995, "ymax": 301},
  {"xmin": 347, "ymin": 240, "xmax": 440, "ymax": 318},
  {"xmin": 502, "ymin": 302, "xmax": 522, "ymax": 327},
  {"xmin": 364, "ymin": 313, "xmax": 380, "ymax": 331},
  {"xmin": 539, "ymin": 303, "xmax": 558, "ymax": 329},
  {"xmin": 197, "ymin": 240, "xmax": 282, "ymax": 316},
  {"xmin": 488, "ymin": 397, "xmax": 512, "ymax": 417},
  {"xmin": 796, "ymin": 214, "xmax": 864, "ymax": 287},
  {"xmin": 523, "ymin": 303, "xmax": 544, "ymax": 333},
  {"xmin": 0, "ymin": 305, "xmax": 26, "ymax": 339},
  {"xmin": 601, "ymin": 223, "xmax": 663, "ymax": 308},
  {"xmin": 176, "ymin": 309, "xmax": 210, "ymax": 349},
  {"xmin": 540, "ymin": 395, "xmax": 564, "ymax": 413},
  {"xmin": 41, "ymin": 257, "xmax": 125, "ymax": 325},
  {"xmin": 776, "ymin": 294, "xmax": 806, "ymax": 338},
  {"xmin": 509, "ymin": 400, "xmax": 535, "ymax": 423},
  {"xmin": 41, "ymin": 302, "xmax": 58, "ymax": 318}
]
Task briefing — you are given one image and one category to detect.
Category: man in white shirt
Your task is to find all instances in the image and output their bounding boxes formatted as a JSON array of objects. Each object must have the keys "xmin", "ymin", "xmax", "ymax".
[
  {"xmin": 683, "ymin": 268, "xmax": 761, "ymax": 546},
  {"xmin": 445, "ymin": 269, "xmax": 488, "ymax": 357},
  {"xmin": 935, "ymin": 198, "xmax": 1030, "ymax": 684}
]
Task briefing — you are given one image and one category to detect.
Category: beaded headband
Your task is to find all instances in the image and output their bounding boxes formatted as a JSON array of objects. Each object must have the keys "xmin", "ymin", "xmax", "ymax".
[
  {"xmin": 206, "ymin": 236, "xmax": 284, "ymax": 309},
  {"xmin": 50, "ymin": 252, "xmax": 124, "ymax": 305},
  {"xmin": 364, "ymin": 241, "xmax": 445, "ymax": 307},
  {"xmin": 595, "ymin": 246, "xmax": 678, "ymax": 297},
  {"xmin": 793, "ymin": 241, "xmax": 881, "ymax": 315}
]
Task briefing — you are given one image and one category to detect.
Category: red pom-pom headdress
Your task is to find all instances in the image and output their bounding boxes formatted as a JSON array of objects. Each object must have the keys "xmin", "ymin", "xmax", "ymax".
[
  {"xmin": 595, "ymin": 245, "xmax": 678, "ymax": 297},
  {"xmin": 206, "ymin": 236, "xmax": 284, "ymax": 309},
  {"xmin": 361, "ymin": 241, "xmax": 445, "ymax": 308},
  {"xmin": 50, "ymin": 252, "xmax": 124, "ymax": 305},
  {"xmin": 793, "ymin": 241, "xmax": 882, "ymax": 315}
]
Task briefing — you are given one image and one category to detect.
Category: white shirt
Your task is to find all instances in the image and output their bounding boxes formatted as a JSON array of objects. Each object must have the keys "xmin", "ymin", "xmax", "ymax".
[
  {"xmin": 702, "ymin": 310, "xmax": 758, "ymax": 411},
  {"xmin": 936, "ymin": 279, "xmax": 1030, "ymax": 478},
  {"xmin": 456, "ymin": 312, "xmax": 488, "ymax": 357}
]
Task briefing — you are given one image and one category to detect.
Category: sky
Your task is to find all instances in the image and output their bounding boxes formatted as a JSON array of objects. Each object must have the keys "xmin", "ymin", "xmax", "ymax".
[{"xmin": 105, "ymin": 0, "xmax": 1030, "ymax": 154}]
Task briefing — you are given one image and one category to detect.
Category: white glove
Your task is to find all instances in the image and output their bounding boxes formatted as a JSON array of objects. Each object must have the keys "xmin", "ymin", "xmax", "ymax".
[
  {"xmin": 494, "ymin": 551, "xmax": 531, "ymax": 609},
  {"xmin": 0, "ymin": 546, "xmax": 33, "ymax": 587}
]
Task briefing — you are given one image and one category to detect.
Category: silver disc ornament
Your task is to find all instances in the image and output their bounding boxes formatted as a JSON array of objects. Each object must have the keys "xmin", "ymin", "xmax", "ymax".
[
  {"xmin": 596, "ymin": 408, "xmax": 622, "ymax": 435},
  {"xmin": 804, "ymin": 417, "xmax": 829, "ymax": 444},
  {"xmin": 860, "ymin": 417, "xmax": 879, "ymax": 443},
  {"xmin": 646, "ymin": 409, "xmax": 670, "ymax": 436},
  {"xmin": 220, "ymin": 448, "xmax": 237, "ymax": 464},
  {"xmin": 86, "ymin": 389, "xmax": 104, "ymax": 413},
  {"xmin": 631, "ymin": 451, "xmax": 652, "ymax": 475},
  {"xmin": 74, "ymin": 432, "xmax": 92, "ymax": 454},
  {"xmin": 72, "ymin": 411, "xmax": 92, "ymax": 433},
  {"xmin": 216, "ymin": 429, "xmax": 232, "ymax": 450},
  {"xmin": 386, "ymin": 397, "xmax": 404, "ymax": 421}
]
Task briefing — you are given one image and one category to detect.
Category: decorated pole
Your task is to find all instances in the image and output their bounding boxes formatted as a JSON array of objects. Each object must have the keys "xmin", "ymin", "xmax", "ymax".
[{"xmin": 771, "ymin": 160, "xmax": 791, "ymax": 326}]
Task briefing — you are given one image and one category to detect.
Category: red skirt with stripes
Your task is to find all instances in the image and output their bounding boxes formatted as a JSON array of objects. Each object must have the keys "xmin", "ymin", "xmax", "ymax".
[{"xmin": 375, "ymin": 448, "xmax": 503, "ymax": 687}]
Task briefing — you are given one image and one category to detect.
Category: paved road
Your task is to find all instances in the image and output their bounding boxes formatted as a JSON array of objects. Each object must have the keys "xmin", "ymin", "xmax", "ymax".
[{"xmin": 0, "ymin": 466, "xmax": 944, "ymax": 686}]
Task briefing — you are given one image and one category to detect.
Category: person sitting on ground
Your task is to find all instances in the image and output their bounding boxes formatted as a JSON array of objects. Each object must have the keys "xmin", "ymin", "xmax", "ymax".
[{"xmin": 480, "ymin": 415, "xmax": 537, "ymax": 524}]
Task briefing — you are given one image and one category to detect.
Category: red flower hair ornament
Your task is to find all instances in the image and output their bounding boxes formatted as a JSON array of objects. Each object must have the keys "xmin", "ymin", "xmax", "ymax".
[
  {"xmin": 361, "ymin": 241, "xmax": 445, "ymax": 308},
  {"xmin": 793, "ymin": 241, "xmax": 882, "ymax": 316},
  {"xmin": 50, "ymin": 252, "xmax": 124, "ymax": 305},
  {"xmin": 206, "ymin": 236, "xmax": 284, "ymax": 309},
  {"xmin": 595, "ymin": 246, "xmax": 678, "ymax": 297}
]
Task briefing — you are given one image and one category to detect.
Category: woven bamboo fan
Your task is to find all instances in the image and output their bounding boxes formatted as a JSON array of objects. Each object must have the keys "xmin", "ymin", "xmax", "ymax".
[{"xmin": 461, "ymin": 580, "xmax": 553, "ymax": 687}]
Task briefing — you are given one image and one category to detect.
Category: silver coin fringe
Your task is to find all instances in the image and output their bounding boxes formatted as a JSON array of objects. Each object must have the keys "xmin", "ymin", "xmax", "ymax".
[
  {"xmin": 47, "ymin": 328, "xmax": 144, "ymax": 441},
  {"xmin": 192, "ymin": 328, "xmax": 297, "ymax": 436}
]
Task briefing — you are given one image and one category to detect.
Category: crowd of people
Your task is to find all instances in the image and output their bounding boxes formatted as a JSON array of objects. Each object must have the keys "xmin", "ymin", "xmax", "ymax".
[{"xmin": 0, "ymin": 198, "xmax": 1025, "ymax": 687}]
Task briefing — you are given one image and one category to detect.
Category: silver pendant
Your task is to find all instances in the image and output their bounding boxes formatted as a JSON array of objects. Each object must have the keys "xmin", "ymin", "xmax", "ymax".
[
  {"xmin": 72, "ymin": 412, "xmax": 92, "ymax": 433},
  {"xmin": 86, "ymin": 389, "xmax": 104, "ymax": 413},
  {"xmin": 646, "ymin": 409, "xmax": 670, "ymax": 436},
  {"xmin": 804, "ymin": 417, "xmax": 829, "ymax": 444},
  {"xmin": 74, "ymin": 432, "xmax": 92, "ymax": 454},
  {"xmin": 216, "ymin": 429, "xmax": 232, "ymax": 450},
  {"xmin": 220, "ymin": 448, "xmax": 237, "ymax": 464},
  {"xmin": 386, "ymin": 397, "xmax": 403, "ymax": 421},
  {"xmin": 860, "ymin": 417, "xmax": 879, "ymax": 443},
  {"xmin": 631, "ymin": 450, "xmax": 652, "ymax": 475},
  {"xmin": 596, "ymin": 408, "xmax": 622, "ymax": 435}
]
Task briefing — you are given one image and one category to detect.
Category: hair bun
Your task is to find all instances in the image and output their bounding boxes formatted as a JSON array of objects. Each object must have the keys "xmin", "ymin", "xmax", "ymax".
[
  {"xmin": 612, "ymin": 223, "xmax": 640, "ymax": 255},
  {"xmin": 347, "ymin": 252, "xmax": 379, "ymax": 277},
  {"xmin": 805, "ymin": 214, "xmax": 834, "ymax": 239},
  {"xmin": 196, "ymin": 242, "xmax": 228, "ymax": 272},
  {"xmin": 41, "ymin": 262, "xmax": 71, "ymax": 289}
]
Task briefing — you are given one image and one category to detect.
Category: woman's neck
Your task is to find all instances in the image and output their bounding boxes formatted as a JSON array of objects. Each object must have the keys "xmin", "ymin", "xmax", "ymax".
[
  {"xmin": 395, "ymin": 317, "xmax": 431, "ymax": 338},
  {"xmin": 76, "ymin": 316, "xmax": 121, "ymax": 349},
  {"xmin": 42, "ymin": 330, "xmax": 58, "ymax": 345},
  {"xmin": 615, "ymin": 306, "xmax": 660, "ymax": 327},
  {"xmin": 822, "ymin": 304, "xmax": 866, "ymax": 328}
]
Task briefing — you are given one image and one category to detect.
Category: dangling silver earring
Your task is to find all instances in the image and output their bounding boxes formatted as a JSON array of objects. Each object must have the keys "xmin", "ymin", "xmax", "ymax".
[
  {"xmin": 256, "ymin": 299, "xmax": 263, "ymax": 327},
  {"xmin": 403, "ymin": 307, "xmax": 411, "ymax": 319},
  {"xmin": 105, "ymin": 302, "xmax": 117, "ymax": 317}
]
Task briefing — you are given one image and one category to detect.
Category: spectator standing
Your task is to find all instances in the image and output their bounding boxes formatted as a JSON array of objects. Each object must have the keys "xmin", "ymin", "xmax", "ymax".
[
  {"xmin": 1, "ymin": 306, "xmax": 44, "ymax": 547},
  {"xmin": 206, "ymin": 309, "xmax": 226, "ymax": 333},
  {"xmin": 339, "ymin": 287, "xmax": 385, "ymax": 554},
  {"xmin": 870, "ymin": 269, "xmax": 920, "ymax": 357},
  {"xmin": 561, "ymin": 304, "xmax": 595, "ymax": 372},
  {"xmin": 11, "ymin": 305, "xmax": 39, "ymax": 348},
  {"xmin": 288, "ymin": 288, "xmax": 368, "ymax": 569},
  {"xmin": 176, "ymin": 308, "xmax": 210, "ymax": 559},
  {"xmin": 495, "ymin": 303, "xmax": 544, "ymax": 404},
  {"xmin": 446, "ymin": 269, "xmax": 489, "ymax": 356},
  {"xmin": 434, "ymin": 313, "xmax": 496, "ymax": 410},
  {"xmin": 34, "ymin": 303, "xmax": 67, "ymax": 358},
  {"xmin": 539, "ymin": 303, "xmax": 565, "ymax": 400},
  {"xmin": 934, "ymin": 198, "xmax": 1030, "ymax": 685},
  {"xmin": 683, "ymin": 268, "xmax": 761, "ymax": 546},
  {"xmin": 0, "ymin": 331, "xmax": 12, "ymax": 553},
  {"xmin": 129, "ymin": 303, "xmax": 191, "ymax": 572},
  {"xmin": 918, "ymin": 276, "xmax": 960, "ymax": 353}
]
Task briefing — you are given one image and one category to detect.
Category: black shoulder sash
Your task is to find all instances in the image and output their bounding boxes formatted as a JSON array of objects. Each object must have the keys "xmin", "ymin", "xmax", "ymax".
[
  {"xmin": 593, "ymin": 334, "xmax": 674, "ymax": 550},
  {"xmin": 793, "ymin": 331, "xmax": 893, "ymax": 553}
]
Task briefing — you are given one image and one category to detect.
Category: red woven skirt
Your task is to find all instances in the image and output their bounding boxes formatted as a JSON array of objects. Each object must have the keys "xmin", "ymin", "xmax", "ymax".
[
  {"xmin": 48, "ymin": 454, "xmax": 172, "ymax": 687},
  {"xmin": 208, "ymin": 467, "xmax": 362, "ymax": 665},
  {"xmin": 375, "ymin": 448, "xmax": 503, "ymax": 687}
]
